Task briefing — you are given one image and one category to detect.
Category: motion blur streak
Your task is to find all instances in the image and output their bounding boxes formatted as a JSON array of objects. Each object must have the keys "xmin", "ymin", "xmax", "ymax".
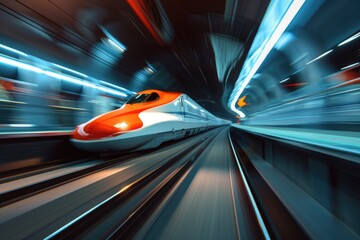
[
  {"xmin": 0, "ymin": 45, "xmax": 131, "ymax": 130},
  {"xmin": 229, "ymin": 0, "xmax": 305, "ymax": 117},
  {"xmin": 127, "ymin": 0, "xmax": 167, "ymax": 45},
  {"xmin": 44, "ymin": 170, "xmax": 134, "ymax": 240}
]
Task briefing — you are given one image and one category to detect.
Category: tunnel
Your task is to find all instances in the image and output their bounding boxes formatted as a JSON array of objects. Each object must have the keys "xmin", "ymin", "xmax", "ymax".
[{"xmin": 0, "ymin": 0, "xmax": 359, "ymax": 239}]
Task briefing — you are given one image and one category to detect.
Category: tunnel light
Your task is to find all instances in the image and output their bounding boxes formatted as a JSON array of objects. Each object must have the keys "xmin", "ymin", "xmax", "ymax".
[
  {"xmin": 0, "ymin": 44, "xmax": 28, "ymax": 56},
  {"xmin": 144, "ymin": 61, "xmax": 155, "ymax": 74},
  {"xmin": 100, "ymin": 26, "xmax": 127, "ymax": 54},
  {"xmin": 9, "ymin": 124, "xmax": 35, "ymax": 127},
  {"xmin": 144, "ymin": 66, "xmax": 155, "ymax": 74},
  {"xmin": 280, "ymin": 77, "xmax": 290, "ymax": 83},
  {"xmin": 0, "ymin": 55, "xmax": 42, "ymax": 72},
  {"xmin": 306, "ymin": 49, "xmax": 333, "ymax": 65},
  {"xmin": 106, "ymin": 39, "xmax": 126, "ymax": 53},
  {"xmin": 229, "ymin": 0, "xmax": 306, "ymax": 118},
  {"xmin": 53, "ymin": 64, "xmax": 88, "ymax": 78},
  {"xmin": 341, "ymin": 62, "xmax": 359, "ymax": 70},
  {"xmin": 338, "ymin": 32, "xmax": 360, "ymax": 47}
]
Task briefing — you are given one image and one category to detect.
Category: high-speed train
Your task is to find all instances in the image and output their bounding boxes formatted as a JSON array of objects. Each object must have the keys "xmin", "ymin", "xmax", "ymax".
[{"xmin": 71, "ymin": 89, "xmax": 229, "ymax": 151}]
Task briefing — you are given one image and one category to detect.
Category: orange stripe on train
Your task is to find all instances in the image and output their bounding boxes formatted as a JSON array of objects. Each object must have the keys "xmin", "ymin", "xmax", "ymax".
[{"xmin": 72, "ymin": 90, "xmax": 181, "ymax": 140}]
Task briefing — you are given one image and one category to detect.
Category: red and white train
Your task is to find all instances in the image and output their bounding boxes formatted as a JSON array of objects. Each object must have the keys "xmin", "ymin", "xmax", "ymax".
[{"xmin": 71, "ymin": 89, "xmax": 229, "ymax": 151}]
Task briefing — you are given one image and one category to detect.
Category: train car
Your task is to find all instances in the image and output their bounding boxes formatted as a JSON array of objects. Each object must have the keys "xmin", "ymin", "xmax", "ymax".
[{"xmin": 71, "ymin": 89, "xmax": 227, "ymax": 151}]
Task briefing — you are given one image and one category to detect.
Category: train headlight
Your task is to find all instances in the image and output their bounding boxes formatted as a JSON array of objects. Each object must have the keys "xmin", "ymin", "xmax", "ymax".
[{"xmin": 114, "ymin": 122, "xmax": 128, "ymax": 130}]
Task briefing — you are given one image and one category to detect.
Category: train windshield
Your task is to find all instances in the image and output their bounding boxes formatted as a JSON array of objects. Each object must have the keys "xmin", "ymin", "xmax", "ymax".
[
  {"xmin": 126, "ymin": 94, "xmax": 150, "ymax": 104},
  {"xmin": 126, "ymin": 92, "xmax": 160, "ymax": 104},
  {"xmin": 146, "ymin": 92, "xmax": 160, "ymax": 102}
]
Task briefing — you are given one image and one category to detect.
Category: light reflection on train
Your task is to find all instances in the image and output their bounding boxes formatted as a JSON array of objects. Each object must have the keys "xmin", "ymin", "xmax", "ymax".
[{"xmin": 71, "ymin": 89, "xmax": 230, "ymax": 151}]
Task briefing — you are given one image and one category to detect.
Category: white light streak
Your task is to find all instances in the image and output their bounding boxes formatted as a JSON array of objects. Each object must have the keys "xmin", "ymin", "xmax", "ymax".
[
  {"xmin": 0, "ymin": 56, "xmax": 42, "ymax": 73},
  {"xmin": 144, "ymin": 66, "xmax": 155, "ymax": 74},
  {"xmin": 100, "ymin": 25, "xmax": 127, "ymax": 53},
  {"xmin": 338, "ymin": 32, "xmax": 360, "ymax": 46},
  {"xmin": 341, "ymin": 62, "xmax": 359, "ymax": 70},
  {"xmin": 0, "ymin": 44, "xmax": 28, "ymax": 56},
  {"xmin": 306, "ymin": 49, "xmax": 333, "ymax": 65},
  {"xmin": 107, "ymin": 38, "xmax": 125, "ymax": 53},
  {"xmin": 53, "ymin": 64, "xmax": 88, "ymax": 78},
  {"xmin": 9, "ymin": 124, "xmax": 35, "ymax": 127},
  {"xmin": 280, "ymin": 77, "xmax": 290, "ymax": 83}
]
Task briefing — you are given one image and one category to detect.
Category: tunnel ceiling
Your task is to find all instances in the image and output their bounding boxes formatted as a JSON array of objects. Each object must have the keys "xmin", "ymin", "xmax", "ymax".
[{"xmin": 0, "ymin": 0, "xmax": 270, "ymax": 119}]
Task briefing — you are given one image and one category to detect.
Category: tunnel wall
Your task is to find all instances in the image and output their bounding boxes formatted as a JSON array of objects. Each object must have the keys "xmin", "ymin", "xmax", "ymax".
[{"xmin": 231, "ymin": 127, "xmax": 360, "ymax": 236}]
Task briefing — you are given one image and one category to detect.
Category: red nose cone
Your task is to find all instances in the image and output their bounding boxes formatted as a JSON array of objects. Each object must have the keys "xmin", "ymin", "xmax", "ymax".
[
  {"xmin": 85, "ymin": 123, "xmax": 117, "ymax": 138},
  {"xmin": 72, "ymin": 122, "xmax": 119, "ymax": 140}
]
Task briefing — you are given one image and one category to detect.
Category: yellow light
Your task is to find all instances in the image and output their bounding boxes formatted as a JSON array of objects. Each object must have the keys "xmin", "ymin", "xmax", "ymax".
[
  {"xmin": 237, "ymin": 95, "xmax": 247, "ymax": 107},
  {"xmin": 117, "ymin": 184, "xmax": 132, "ymax": 194}
]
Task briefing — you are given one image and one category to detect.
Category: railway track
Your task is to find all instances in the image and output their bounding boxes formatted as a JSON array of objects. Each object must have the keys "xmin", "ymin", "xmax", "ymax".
[
  {"xmin": 43, "ymin": 129, "xmax": 218, "ymax": 239},
  {"xmin": 1, "ymin": 127, "xmax": 308, "ymax": 240},
  {"xmin": 40, "ymin": 128, "xmax": 274, "ymax": 240},
  {"xmin": 0, "ymin": 129, "xmax": 221, "ymax": 239}
]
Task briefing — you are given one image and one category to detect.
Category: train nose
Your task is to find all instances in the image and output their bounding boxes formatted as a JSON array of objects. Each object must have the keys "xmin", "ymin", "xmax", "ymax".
[
  {"xmin": 86, "ymin": 123, "xmax": 117, "ymax": 137},
  {"xmin": 73, "ymin": 123, "xmax": 119, "ymax": 140},
  {"xmin": 72, "ymin": 112, "xmax": 143, "ymax": 141}
]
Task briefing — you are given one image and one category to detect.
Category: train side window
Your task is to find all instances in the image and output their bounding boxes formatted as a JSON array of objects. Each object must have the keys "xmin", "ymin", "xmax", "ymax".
[{"xmin": 147, "ymin": 92, "xmax": 160, "ymax": 102}]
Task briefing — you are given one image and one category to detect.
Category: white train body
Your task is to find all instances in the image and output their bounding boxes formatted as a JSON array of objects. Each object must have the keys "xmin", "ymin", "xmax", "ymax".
[{"xmin": 71, "ymin": 90, "xmax": 229, "ymax": 151}]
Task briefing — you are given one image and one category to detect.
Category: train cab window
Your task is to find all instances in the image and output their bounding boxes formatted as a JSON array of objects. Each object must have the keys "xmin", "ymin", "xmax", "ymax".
[
  {"xmin": 146, "ymin": 92, "xmax": 160, "ymax": 102},
  {"xmin": 126, "ymin": 94, "xmax": 150, "ymax": 104}
]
